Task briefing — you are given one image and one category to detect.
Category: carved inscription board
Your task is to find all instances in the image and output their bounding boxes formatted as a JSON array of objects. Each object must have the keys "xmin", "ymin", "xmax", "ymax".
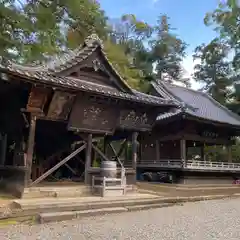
[
  {"xmin": 47, "ymin": 91, "xmax": 75, "ymax": 120},
  {"xmin": 119, "ymin": 109, "xmax": 156, "ymax": 131},
  {"xmin": 27, "ymin": 87, "xmax": 51, "ymax": 113},
  {"xmin": 68, "ymin": 95, "xmax": 118, "ymax": 134}
]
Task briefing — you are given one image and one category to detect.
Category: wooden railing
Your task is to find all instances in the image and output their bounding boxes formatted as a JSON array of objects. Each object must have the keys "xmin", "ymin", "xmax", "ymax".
[{"xmin": 137, "ymin": 159, "xmax": 240, "ymax": 171}]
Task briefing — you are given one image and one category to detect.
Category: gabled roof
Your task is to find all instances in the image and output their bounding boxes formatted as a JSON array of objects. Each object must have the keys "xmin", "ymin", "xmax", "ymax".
[
  {"xmin": 152, "ymin": 81, "xmax": 240, "ymax": 127},
  {"xmin": 0, "ymin": 35, "xmax": 176, "ymax": 107}
]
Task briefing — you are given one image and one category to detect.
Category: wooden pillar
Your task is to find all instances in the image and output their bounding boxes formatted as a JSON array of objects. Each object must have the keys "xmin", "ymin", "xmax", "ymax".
[
  {"xmin": 227, "ymin": 145, "xmax": 232, "ymax": 163},
  {"xmin": 25, "ymin": 115, "xmax": 37, "ymax": 186},
  {"xmin": 180, "ymin": 139, "xmax": 186, "ymax": 166},
  {"xmin": 156, "ymin": 139, "xmax": 160, "ymax": 161},
  {"xmin": 132, "ymin": 132, "xmax": 138, "ymax": 179},
  {"xmin": 0, "ymin": 134, "xmax": 7, "ymax": 165},
  {"xmin": 85, "ymin": 133, "xmax": 92, "ymax": 184},
  {"xmin": 200, "ymin": 143, "xmax": 206, "ymax": 162},
  {"xmin": 103, "ymin": 136, "xmax": 107, "ymax": 154}
]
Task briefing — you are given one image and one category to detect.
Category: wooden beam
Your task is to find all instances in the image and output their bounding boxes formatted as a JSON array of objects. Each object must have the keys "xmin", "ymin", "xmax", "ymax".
[
  {"xmin": 0, "ymin": 134, "xmax": 7, "ymax": 165},
  {"xmin": 180, "ymin": 139, "xmax": 186, "ymax": 165},
  {"xmin": 132, "ymin": 132, "xmax": 138, "ymax": 171},
  {"xmin": 84, "ymin": 134, "xmax": 92, "ymax": 184},
  {"xmin": 108, "ymin": 139, "xmax": 127, "ymax": 159},
  {"xmin": 25, "ymin": 115, "xmax": 37, "ymax": 186},
  {"xmin": 227, "ymin": 145, "xmax": 232, "ymax": 163},
  {"xmin": 30, "ymin": 144, "xmax": 86, "ymax": 186},
  {"xmin": 64, "ymin": 163, "xmax": 77, "ymax": 175},
  {"xmin": 156, "ymin": 139, "xmax": 160, "ymax": 161},
  {"xmin": 92, "ymin": 144, "xmax": 110, "ymax": 162}
]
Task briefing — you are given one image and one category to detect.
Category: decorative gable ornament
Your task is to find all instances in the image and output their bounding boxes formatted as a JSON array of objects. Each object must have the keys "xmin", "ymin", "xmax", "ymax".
[{"xmin": 84, "ymin": 34, "xmax": 104, "ymax": 49}]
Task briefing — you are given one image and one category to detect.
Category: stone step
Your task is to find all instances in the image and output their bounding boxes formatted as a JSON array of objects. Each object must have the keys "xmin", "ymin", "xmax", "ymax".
[
  {"xmin": 22, "ymin": 186, "xmax": 91, "ymax": 199},
  {"xmin": 126, "ymin": 202, "xmax": 178, "ymax": 211},
  {"xmin": 38, "ymin": 207, "xmax": 128, "ymax": 224},
  {"xmin": 11, "ymin": 196, "xmax": 164, "ymax": 216}
]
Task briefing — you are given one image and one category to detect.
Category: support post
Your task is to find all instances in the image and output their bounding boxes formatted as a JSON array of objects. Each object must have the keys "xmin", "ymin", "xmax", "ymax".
[
  {"xmin": 132, "ymin": 132, "xmax": 138, "ymax": 181},
  {"xmin": 0, "ymin": 134, "xmax": 7, "ymax": 165},
  {"xmin": 201, "ymin": 143, "xmax": 206, "ymax": 162},
  {"xmin": 180, "ymin": 139, "xmax": 186, "ymax": 166},
  {"xmin": 25, "ymin": 115, "xmax": 37, "ymax": 186},
  {"xmin": 227, "ymin": 145, "xmax": 232, "ymax": 163},
  {"xmin": 156, "ymin": 139, "xmax": 160, "ymax": 161},
  {"xmin": 85, "ymin": 134, "xmax": 92, "ymax": 184},
  {"xmin": 103, "ymin": 136, "xmax": 108, "ymax": 154}
]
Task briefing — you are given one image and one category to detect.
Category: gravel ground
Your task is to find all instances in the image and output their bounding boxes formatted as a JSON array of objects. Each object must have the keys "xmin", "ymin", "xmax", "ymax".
[{"xmin": 1, "ymin": 198, "xmax": 240, "ymax": 240}]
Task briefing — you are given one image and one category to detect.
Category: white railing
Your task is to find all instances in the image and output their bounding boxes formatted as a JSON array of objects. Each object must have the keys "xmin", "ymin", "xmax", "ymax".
[
  {"xmin": 138, "ymin": 159, "xmax": 240, "ymax": 171},
  {"xmin": 186, "ymin": 160, "xmax": 240, "ymax": 170},
  {"xmin": 138, "ymin": 159, "xmax": 183, "ymax": 168}
]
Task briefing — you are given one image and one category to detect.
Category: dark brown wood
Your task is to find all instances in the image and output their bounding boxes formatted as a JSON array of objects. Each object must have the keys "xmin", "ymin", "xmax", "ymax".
[
  {"xmin": 64, "ymin": 163, "xmax": 77, "ymax": 175},
  {"xmin": 0, "ymin": 134, "xmax": 7, "ymax": 165},
  {"xmin": 27, "ymin": 87, "xmax": 50, "ymax": 114},
  {"xmin": 156, "ymin": 140, "xmax": 160, "ymax": 161},
  {"xmin": 25, "ymin": 115, "xmax": 37, "ymax": 186},
  {"xmin": 119, "ymin": 109, "xmax": 156, "ymax": 131},
  {"xmin": 47, "ymin": 91, "xmax": 75, "ymax": 120},
  {"xmin": 30, "ymin": 144, "xmax": 86, "ymax": 186},
  {"xmin": 108, "ymin": 143, "xmax": 123, "ymax": 166},
  {"xmin": 68, "ymin": 95, "xmax": 118, "ymax": 134},
  {"xmin": 84, "ymin": 134, "xmax": 92, "ymax": 184},
  {"xmin": 103, "ymin": 137, "xmax": 108, "ymax": 154},
  {"xmin": 108, "ymin": 139, "xmax": 127, "ymax": 160},
  {"xmin": 132, "ymin": 132, "xmax": 139, "ymax": 171},
  {"xmin": 92, "ymin": 144, "xmax": 110, "ymax": 162},
  {"xmin": 180, "ymin": 139, "xmax": 186, "ymax": 164},
  {"xmin": 227, "ymin": 145, "xmax": 232, "ymax": 163}
]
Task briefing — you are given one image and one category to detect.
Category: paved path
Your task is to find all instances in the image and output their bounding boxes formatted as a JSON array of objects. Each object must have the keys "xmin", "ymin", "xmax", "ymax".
[{"xmin": 1, "ymin": 198, "xmax": 240, "ymax": 240}]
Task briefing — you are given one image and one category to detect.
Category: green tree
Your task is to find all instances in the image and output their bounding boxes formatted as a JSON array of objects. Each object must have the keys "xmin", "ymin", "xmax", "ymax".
[
  {"xmin": 150, "ymin": 15, "xmax": 189, "ymax": 86},
  {"xmin": 109, "ymin": 14, "xmax": 154, "ymax": 81},
  {"xmin": 204, "ymin": 0, "xmax": 240, "ymax": 111},
  {"xmin": 0, "ymin": 0, "xmax": 109, "ymax": 63},
  {"xmin": 193, "ymin": 39, "xmax": 234, "ymax": 105}
]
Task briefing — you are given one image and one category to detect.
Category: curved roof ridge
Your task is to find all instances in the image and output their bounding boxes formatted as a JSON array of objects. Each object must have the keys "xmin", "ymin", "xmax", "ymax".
[
  {"xmin": 155, "ymin": 80, "xmax": 198, "ymax": 111},
  {"xmin": 163, "ymin": 81, "xmax": 240, "ymax": 121},
  {"xmin": 153, "ymin": 80, "xmax": 240, "ymax": 126}
]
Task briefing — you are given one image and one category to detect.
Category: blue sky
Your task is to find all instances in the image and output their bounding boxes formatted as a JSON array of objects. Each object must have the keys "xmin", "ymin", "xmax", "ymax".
[{"xmin": 100, "ymin": 0, "xmax": 220, "ymax": 89}]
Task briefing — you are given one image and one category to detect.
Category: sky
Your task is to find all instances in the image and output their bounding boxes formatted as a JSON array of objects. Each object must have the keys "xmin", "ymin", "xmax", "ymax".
[{"xmin": 99, "ymin": 0, "xmax": 220, "ymax": 89}]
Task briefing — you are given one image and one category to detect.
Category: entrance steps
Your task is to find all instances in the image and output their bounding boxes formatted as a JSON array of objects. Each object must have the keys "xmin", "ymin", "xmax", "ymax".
[
  {"xmin": 22, "ymin": 185, "xmax": 91, "ymax": 199},
  {"xmin": 10, "ymin": 193, "xmax": 170, "ymax": 223},
  {"xmin": 7, "ymin": 193, "xmax": 235, "ymax": 224},
  {"xmin": 22, "ymin": 185, "xmax": 136, "ymax": 199}
]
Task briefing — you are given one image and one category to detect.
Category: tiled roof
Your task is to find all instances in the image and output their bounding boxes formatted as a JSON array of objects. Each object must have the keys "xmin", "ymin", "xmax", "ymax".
[
  {"xmin": 0, "ymin": 34, "xmax": 177, "ymax": 107},
  {"xmin": 1, "ymin": 34, "xmax": 133, "ymax": 94},
  {"xmin": 156, "ymin": 109, "xmax": 182, "ymax": 121},
  {"xmin": 153, "ymin": 81, "xmax": 240, "ymax": 126}
]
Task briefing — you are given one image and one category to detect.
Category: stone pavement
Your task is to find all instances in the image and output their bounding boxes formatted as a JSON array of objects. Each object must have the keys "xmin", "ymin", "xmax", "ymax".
[{"xmin": 1, "ymin": 197, "xmax": 240, "ymax": 240}]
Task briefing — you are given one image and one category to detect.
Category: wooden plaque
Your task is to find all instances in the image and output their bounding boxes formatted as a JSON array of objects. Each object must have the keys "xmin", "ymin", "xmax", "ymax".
[
  {"xmin": 47, "ymin": 91, "xmax": 75, "ymax": 120},
  {"xmin": 119, "ymin": 109, "xmax": 156, "ymax": 131},
  {"xmin": 68, "ymin": 95, "xmax": 119, "ymax": 134},
  {"xmin": 26, "ymin": 87, "xmax": 51, "ymax": 113}
]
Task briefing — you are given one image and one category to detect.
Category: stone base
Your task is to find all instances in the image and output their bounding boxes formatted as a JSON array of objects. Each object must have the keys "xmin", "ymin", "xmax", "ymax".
[{"xmin": 179, "ymin": 176, "xmax": 234, "ymax": 185}]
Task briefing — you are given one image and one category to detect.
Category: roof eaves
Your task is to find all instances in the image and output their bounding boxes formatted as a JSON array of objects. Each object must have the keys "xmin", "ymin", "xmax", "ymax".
[
  {"xmin": 156, "ymin": 109, "xmax": 183, "ymax": 121},
  {"xmin": 1, "ymin": 68, "xmax": 175, "ymax": 107}
]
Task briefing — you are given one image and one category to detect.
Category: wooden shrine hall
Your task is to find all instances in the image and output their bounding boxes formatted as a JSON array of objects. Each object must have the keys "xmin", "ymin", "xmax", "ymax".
[
  {"xmin": 0, "ymin": 35, "xmax": 176, "ymax": 197},
  {"xmin": 138, "ymin": 81, "xmax": 240, "ymax": 184}
]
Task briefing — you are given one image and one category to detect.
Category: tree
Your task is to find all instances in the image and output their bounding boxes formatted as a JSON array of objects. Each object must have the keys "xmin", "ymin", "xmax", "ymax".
[
  {"xmin": 150, "ymin": 15, "xmax": 189, "ymax": 86},
  {"xmin": 108, "ymin": 14, "xmax": 155, "ymax": 81},
  {"xmin": 0, "ymin": 0, "xmax": 109, "ymax": 63},
  {"xmin": 193, "ymin": 39, "xmax": 234, "ymax": 105},
  {"xmin": 204, "ymin": 0, "xmax": 240, "ymax": 111}
]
